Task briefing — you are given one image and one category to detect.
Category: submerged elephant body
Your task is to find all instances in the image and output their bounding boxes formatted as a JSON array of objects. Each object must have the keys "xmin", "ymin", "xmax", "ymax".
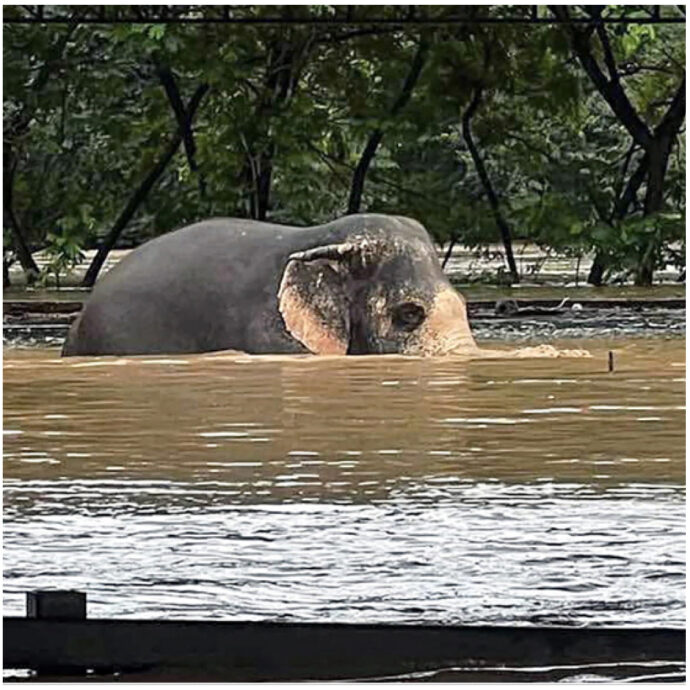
[{"xmin": 62, "ymin": 214, "xmax": 478, "ymax": 357}]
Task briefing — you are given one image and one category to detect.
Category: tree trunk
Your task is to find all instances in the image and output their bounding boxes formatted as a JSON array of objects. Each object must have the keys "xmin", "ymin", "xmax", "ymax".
[
  {"xmin": 7, "ymin": 223, "xmax": 39, "ymax": 284},
  {"xmin": 347, "ymin": 40, "xmax": 429, "ymax": 214},
  {"xmin": 240, "ymin": 82, "xmax": 284, "ymax": 219},
  {"xmin": 549, "ymin": 6, "xmax": 653, "ymax": 151},
  {"xmin": 461, "ymin": 87, "xmax": 519, "ymax": 284},
  {"xmin": 82, "ymin": 83, "xmax": 209, "ymax": 287},
  {"xmin": 643, "ymin": 145, "xmax": 669, "ymax": 216},
  {"xmin": 587, "ymin": 253, "xmax": 607, "ymax": 286},
  {"xmin": 156, "ymin": 61, "xmax": 207, "ymax": 201},
  {"xmin": 3, "ymin": 20, "xmax": 80, "ymax": 284},
  {"xmin": 3, "ymin": 147, "xmax": 39, "ymax": 282},
  {"xmin": 347, "ymin": 131, "xmax": 384, "ymax": 215},
  {"xmin": 634, "ymin": 144, "xmax": 671, "ymax": 286},
  {"xmin": 633, "ymin": 76, "xmax": 684, "ymax": 286},
  {"xmin": 442, "ymin": 235, "xmax": 457, "ymax": 270},
  {"xmin": 551, "ymin": 8, "xmax": 686, "ymax": 288},
  {"xmin": 615, "ymin": 152, "xmax": 649, "ymax": 219},
  {"xmin": 255, "ymin": 143, "xmax": 275, "ymax": 221},
  {"xmin": 240, "ymin": 30, "xmax": 314, "ymax": 221},
  {"xmin": 240, "ymin": 143, "xmax": 275, "ymax": 221},
  {"xmin": 588, "ymin": 151, "xmax": 651, "ymax": 286},
  {"xmin": 633, "ymin": 261, "xmax": 654, "ymax": 287}
]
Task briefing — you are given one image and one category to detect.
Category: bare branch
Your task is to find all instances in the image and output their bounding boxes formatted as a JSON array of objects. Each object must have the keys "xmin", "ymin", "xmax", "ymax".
[{"xmin": 595, "ymin": 23, "xmax": 618, "ymax": 83}]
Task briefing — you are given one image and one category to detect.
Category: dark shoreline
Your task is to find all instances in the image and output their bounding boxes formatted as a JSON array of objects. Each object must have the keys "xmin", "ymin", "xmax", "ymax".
[
  {"xmin": 4, "ymin": 615, "xmax": 685, "ymax": 683},
  {"xmin": 4, "ymin": 295, "xmax": 686, "ymax": 320},
  {"xmin": 3, "ymin": 297, "xmax": 686, "ymax": 348}
]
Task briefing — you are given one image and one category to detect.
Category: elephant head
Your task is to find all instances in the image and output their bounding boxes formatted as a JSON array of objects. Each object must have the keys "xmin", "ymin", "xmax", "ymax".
[{"xmin": 277, "ymin": 216, "xmax": 478, "ymax": 356}]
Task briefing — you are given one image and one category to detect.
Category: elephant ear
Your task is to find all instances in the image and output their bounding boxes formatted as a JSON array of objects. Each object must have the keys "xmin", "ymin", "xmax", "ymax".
[{"xmin": 277, "ymin": 244, "xmax": 355, "ymax": 355}]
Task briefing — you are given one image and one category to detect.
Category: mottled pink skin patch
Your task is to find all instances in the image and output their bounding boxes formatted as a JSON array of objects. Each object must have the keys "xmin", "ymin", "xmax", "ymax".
[
  {"xmin": 278, "ymin": 282, "xmax": 347, "ymax": 355},
  {"xmin": 412, "ymin": 286, "xmax": 479, "ymax": 356}
]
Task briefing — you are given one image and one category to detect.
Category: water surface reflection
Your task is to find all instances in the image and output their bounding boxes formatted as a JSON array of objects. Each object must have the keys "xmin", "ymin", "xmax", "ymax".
[{"xmin": 3, "ymin": 338, "xmax": 685, "ymax": 626}]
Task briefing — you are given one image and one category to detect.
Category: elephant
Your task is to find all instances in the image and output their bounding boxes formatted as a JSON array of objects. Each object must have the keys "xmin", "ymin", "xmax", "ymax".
[{"xmin": 62, "ymin": 214, "xmax": 480, "ymax": 357}]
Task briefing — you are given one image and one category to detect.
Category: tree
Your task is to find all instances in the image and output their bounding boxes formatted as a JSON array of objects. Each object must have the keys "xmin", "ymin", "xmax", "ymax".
[
  {"xmin": 82, "ymin": 81, "xmax": 209, "ymax": 287},
  {"xmin": 3, "ymin": 6, "xmax": 684, "ymax": 289},
  {"xmin": 347, "ymin": 36, "xmax": 429, "ymax": 214},
  {"xmin": 550, "ymin": 6, "xmax": 685, "ymax": 285},
  {"xmin": 461, "ymin": 84, "xmax": 520, "ymax": 283},
  {"xmin": 3, "ymin": 15, "xmax": 82, "ymax": 281}
]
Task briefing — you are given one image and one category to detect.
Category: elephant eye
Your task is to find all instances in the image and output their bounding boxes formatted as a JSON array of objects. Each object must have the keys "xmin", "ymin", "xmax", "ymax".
[{"xmin": 392, "ymin": 302, "xmax": 426, "ymax": 331}]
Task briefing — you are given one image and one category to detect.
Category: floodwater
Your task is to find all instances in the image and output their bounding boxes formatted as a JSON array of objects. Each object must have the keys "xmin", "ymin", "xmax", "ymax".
[{"xmin": 3, "ymin": 337, "xmax": 684, "ymax": 638}]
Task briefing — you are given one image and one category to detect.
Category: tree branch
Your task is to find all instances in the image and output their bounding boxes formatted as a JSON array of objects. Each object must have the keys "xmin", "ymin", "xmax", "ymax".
[
  {"xmin": 347, "ymin": 38, "xmax": 429, "ymax": 214},
  {"xmin": 3, "ymin": 150, "xmax": 39, "ymax": 281},
  {"xmin": 611, "ymin": 141, "xmax": 637, "ymax": 219},
  {"xmin": 155, "ymin": 63, "xmax": 197, "ymax": 173},
  {"xmin": 7, "ymin": 18, "xmax": 80, "ymax": 140},
  {"xmin": 595, "ymin": 23, "xmax": 619, "ymax": 83},
  {"xmin": 654, "ymin": 75, "xmax": 686, "ymax": 144},
  {"xmin": 615, "ymin": 152, "xmax": 649, "ymax": 219},
  {"xmin": 82, "ymin": 82, "xmax": 209, "ymax": 287},
  {"xmin": 3, "ymin": 14, "xmax": 81, "ymax": 284},
  {"xmin": 549, "ymin": 5, "xmax": 653, "ymax": 150},
  {"xmin": 442, "ymin": 235, "xmax": 458, "ymax": 269},
  {"xmin": 461, "ymin": 86, "xmax": 519, "ymax": 283},
  {"xmin": 155, "ymin": 60, "xmax": 206, "ymax": 200}
]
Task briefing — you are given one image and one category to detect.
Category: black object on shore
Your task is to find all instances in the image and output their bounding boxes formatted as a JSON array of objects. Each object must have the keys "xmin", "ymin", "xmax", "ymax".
[
  {"xmin": 609, "ymin": 351, "xmax": 615, "ymax": 372},
  {"xmin": 3, "ymin": 591, "xmax": 685, "ymax": 682},
  {"xmin": 495, "ymin": 297, "xmax": 571, "ymax": 317}
]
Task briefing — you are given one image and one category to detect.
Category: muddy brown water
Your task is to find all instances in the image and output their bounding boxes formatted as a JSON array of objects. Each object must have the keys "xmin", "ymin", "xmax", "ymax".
[{"xmin": 3, "ymin": 339, "xmax": 685, "ymax": 645}]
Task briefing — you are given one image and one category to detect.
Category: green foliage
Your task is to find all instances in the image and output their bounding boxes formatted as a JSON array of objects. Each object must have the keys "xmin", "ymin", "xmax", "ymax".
[
  {"xmin": 3, "ymin": 5, "xmax": 685, "ymax": 287},
  {"xmin": 590, "ymin": 211, "xmax": 685, "ymax": 277},
  {"xmin": 41, "ymin": 208, "xmax": 91, "ymax": 287}
]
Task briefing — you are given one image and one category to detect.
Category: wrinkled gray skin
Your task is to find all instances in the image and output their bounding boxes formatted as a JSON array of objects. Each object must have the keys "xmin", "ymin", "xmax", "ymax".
[{"xmin": 62, "ymin": 214, "xmax": 478, "ymax": 357}]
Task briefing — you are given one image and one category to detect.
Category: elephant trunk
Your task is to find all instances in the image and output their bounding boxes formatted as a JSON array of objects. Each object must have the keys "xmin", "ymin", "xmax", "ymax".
[{"xmin": 413, "ymin": 286, "xmax": 479, "ymax": 356}]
